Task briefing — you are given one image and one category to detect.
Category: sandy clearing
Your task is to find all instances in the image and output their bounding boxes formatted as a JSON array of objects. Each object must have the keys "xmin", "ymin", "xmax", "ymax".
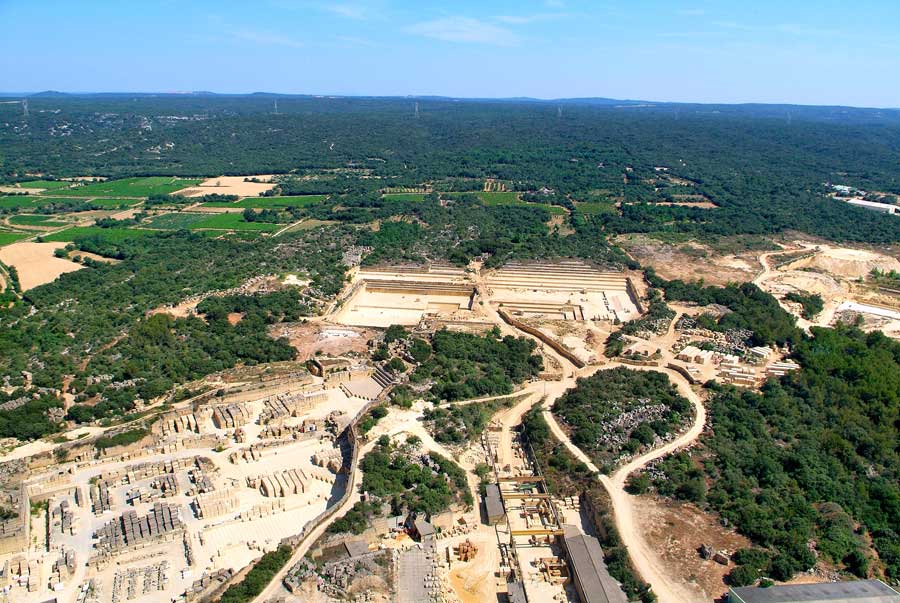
[
  {"xmin": 0, "ymin": 186, "xmax": 39, "ymax": 194},
  {"xmin": 0, "ymin": 241, "xmax": 84, "ymax": 290},
  {"xmin": 174, "ymin": 175, "xmax": 277, "ymax": 198},
  {"xmin": 618, "ymin": 234, "xmax": 758, "ymax": 286},
  {"xmin": 633, "ymin": 496, "xmax": 751, "ymax": 601},
  {"xmin": 790, "ymin": 245, "xmax": 900, "ymax": 279}
]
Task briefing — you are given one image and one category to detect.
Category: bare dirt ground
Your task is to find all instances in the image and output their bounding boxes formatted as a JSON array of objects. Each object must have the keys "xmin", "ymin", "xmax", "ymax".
[
  {"xmin": 272, "ymin": 322, "xmax": 376, "ymax": 361},
  {"xmin": 787, "ymin": 245, "xmax": 900, "ymax": 279},
  {"xmin": 632, "ymin": 496, "xmax": 751, "ymax": 602},
  {"xmin": 0, "ymin": 241, "xmax": 84, "ymax": 290},
  {"xmin": 617, "ymin": 234, "xmax": 759, "ymax": 285},
  {"xmin": 548, "ymin": 213, "xmax": 575, "ymax": 235},
  {"xmin": 448, "ymin": 532, "xmax": 501, "ymax": 603},
  {"xmin": 174, "ymin": 175, "xmax": 276, "ymax": 198},
  {"xmin": 148, "ymin": 298, "xmax": 202, "ymax": 319},
  {"xmin": 755, "ymin": 241, "xmax": 900, "ymax": 336},
  {"xmin": 109, "ymin": 207, "xmax": 141, "ymax": 220}
]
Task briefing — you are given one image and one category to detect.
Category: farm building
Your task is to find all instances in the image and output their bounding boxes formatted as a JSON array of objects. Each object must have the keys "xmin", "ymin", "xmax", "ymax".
[{"xmin": 728, "ymin": 579, "xmax": 900, "ymax": 603}]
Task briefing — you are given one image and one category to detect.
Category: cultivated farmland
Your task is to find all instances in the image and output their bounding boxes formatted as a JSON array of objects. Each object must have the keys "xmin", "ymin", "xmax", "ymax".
[
  {"xmin": 190, "ymin": 213, "xmax": 281, "ymax": 231},
  {"xmin": 200, "ymin": 195, "xmax": 328, "ymax": 209},
  {"xmin": 0, "ymin": 231, "xmax": 30, "ymax": 246},
  {"xmin": 382, "ymin": 193, "xmax": 427, "ymax": 202},
  {"xmin": 42, "ymin": 226, "xmax": 157, "ymax": 243},
  {"xmin": 7, "ymin": 214, "xmax": 68, "ymax": 227},
  {"xmin": 476, "ymin": 191, "xmax": 567, "ymax": 215},
  {"xmin": 144, "ymin": 212, "xmax": 210, "ymax": 230},
  {"xmin": 16, "ymin": 180, "xmax": 73, "ymax": 190},
  {"xmin": 53, "ymin": 177, "xmax": 203, "ymax": 197},
  {"xmin": 0, "ymin": 241, "xmax": 83, "ymax": 289}
]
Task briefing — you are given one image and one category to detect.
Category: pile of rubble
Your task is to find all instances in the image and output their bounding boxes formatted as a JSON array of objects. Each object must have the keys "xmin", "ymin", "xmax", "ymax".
[{"xmin": 284, "ymin": 549, "xmax": 393, "ymax": 599}]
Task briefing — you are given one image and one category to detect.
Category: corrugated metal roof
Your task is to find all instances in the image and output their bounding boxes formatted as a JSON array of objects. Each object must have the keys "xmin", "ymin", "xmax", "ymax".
[
  {"xmin": 730, "ymin": 580, "xmax": 900, "ymax": 603},
  {"xmin": 562, "ymin": 525, "xmax": 628, "ymax": 603},
  {"xmin": 485, "ymin": 484, "xmax": 505, "ymax": 519}
]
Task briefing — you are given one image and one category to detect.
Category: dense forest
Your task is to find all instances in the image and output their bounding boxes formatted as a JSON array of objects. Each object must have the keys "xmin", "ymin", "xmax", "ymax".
[
  {"xmin": 65, "ymin": 290, "xmax": 310, "ymax": 423},
  {"xmin": 553, "ymin": 368, "xmax": 692, "ymax": 472},
  {"xmin": 410, "ymin": 329, "xmax": 542, "ymax": 402},
  {"xmin": 3, "ymin": 95, "xmax": 900, "ymax": 243},
  {"xmin": 647, "ymin": 270, "xmax": 802, "ymax": 346},
  {"xmin": 643, "ymin": 325, "xmax": 900, "ymax": 584},
  {"xmin": 0, "ymin": 228, "xmax": 348, "ymax": 438},
  {"xmin": 328, "ymin": 436, "xmax": 471, "ymax": 535}
]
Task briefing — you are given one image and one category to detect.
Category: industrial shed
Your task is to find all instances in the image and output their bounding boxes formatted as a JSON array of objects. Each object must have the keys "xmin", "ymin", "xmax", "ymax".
[
  {"xmin": 729, "ymin": 579, "xmax": 900, "ymax": 603},
  {"xmin": 560, "ymin": 524, "xmax": 628, "ymax": 603},
  {"xmin": 484, "ymin": 483, "xmax": 505, "ymax": 525}
]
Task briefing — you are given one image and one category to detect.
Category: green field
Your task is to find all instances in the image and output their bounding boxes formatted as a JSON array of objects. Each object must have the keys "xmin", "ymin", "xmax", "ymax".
[
  {"xmin": 17, "ymin": 180, "xmax": 73, "ymax": 190},
  {"xmin": 53, "ymin": 177, "xmax": 202, "ymax": 198},
  {"xmin": 476, "ymin": 191, "xmax": 520, "ymax": 204},
  {"xmin": 476, "ymin": 192, "xmax": 567, "ymax": 215},
  {"xmin": 382, "ymin": 193, "xmax": 427, "ymax": 202},
  {"xmin": 574, "ymin": 201, "xmax": 616, "ymax": 215},
  {"xmin": 87, "ymin": 198, "xmax": 138, "ymax": 208},
  {"xmin": 1, "ymin": 196, "xmax": 134, "ymax": 211},
  {"xmin": 201, "ymin": 195, "xmax": 328, "ymax": 209},
  {"xmin": 42, "ymin": 227, "xmax": 157, "ymax": 243},
  {"xmin": 7, "ymin": 215, "xmax": 68, "ymax": 227},
  {"xmin": 190, "ymin": 213, "xmax": 281, "ymax": 231},
  {"xmin": 0, "ymin": 197, "xmax": 39, "ymax": 210},
  {"xmin": 0, "ymin": 231, "xmax": 30, "ymax": 246},
  {"xmin": 0, "ymin": 196, "xmax": 80, "ymax": 210},
  {"xmin": 144, "ymin": 212, "xmax": 209, "ymax": 230}
]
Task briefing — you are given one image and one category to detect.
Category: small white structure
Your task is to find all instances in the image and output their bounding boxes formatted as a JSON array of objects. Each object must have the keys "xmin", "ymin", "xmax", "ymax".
[{"xmin": 846, "ymin": 198, "xmax": 897, "ymax": 215}]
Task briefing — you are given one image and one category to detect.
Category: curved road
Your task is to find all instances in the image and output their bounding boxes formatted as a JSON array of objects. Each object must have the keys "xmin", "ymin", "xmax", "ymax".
[
  {"xmin": 248, "ymin": 269, "xmax": 710, "ymax": 603},
  {"xmin": 487, "ymin": 300, "xmax": 709, "ymax": 601},
  {"xmin": 540, "ymin": 363, "xmax": 707, "ymax": 603}
]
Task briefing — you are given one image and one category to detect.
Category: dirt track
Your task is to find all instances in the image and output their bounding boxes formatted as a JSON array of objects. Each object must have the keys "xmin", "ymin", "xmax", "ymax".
[
  {"xmin": 249, "ymin": 264, "xmax": 711, "ymax": 602},
  {"xmin": 539, "ymin": 363, "xmax": 707, "ymax": 603}
]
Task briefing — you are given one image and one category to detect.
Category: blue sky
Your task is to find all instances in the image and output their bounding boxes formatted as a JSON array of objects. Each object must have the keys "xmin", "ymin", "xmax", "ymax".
[{"xmin": 2, "ymin": 0, "xmax": 899, "ymax": 107}]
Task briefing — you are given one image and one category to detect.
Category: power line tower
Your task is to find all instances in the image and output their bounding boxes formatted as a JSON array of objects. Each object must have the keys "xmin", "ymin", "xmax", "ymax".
[
  {"xmin": 22, "ymin": 99, "xmax": 28, "ymax": 118},
  {"xmin": 273, "ymin": 98, "xmax": 278, "ymax": 115},
  {"xmin": 557, "ymin": 105, "xmax": 562, "ymax": 118},
  {"xmin": 414, "ymin": 101, "xmax": 419, "ymax": 119}
]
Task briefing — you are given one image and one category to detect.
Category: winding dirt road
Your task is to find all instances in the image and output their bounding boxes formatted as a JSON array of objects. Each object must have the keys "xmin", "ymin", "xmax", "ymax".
[{"xmin": 540, "ymin": 363, "xmax": 707, "ymax": 603}]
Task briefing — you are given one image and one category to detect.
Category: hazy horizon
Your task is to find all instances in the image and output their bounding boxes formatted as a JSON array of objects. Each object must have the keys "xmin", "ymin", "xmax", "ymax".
[
  {"xmin": 3, "ymin": 1, "xmax": 900, "ymax": 108},
  {"xmin": 1, "ymin": 90, "xmax": 899, "ymax": 111}
]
